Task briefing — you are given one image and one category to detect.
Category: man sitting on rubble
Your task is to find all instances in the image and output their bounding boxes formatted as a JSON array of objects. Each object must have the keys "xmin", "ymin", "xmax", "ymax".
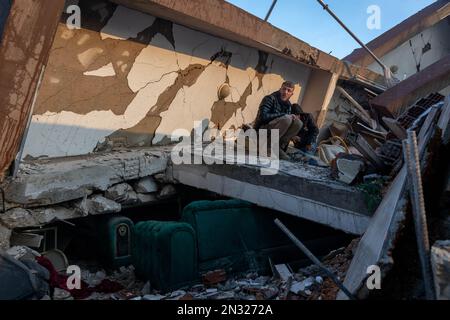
[
  {"xmin": 253, "ymin": 81, "xmax": 303, "ymax": 160},
  {"xmin": 291, "ymin": 103, "xmax": 319, "ymax": 154}
]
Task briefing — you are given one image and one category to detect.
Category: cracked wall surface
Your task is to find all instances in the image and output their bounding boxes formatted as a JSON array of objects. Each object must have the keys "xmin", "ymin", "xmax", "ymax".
[
  {"xmin": 368, "ymin": 18, "xmax": 450, "ymax": 80},
  {"xmin": 22, "ymin": 0, "xmax": 312, "ymax": 158}
]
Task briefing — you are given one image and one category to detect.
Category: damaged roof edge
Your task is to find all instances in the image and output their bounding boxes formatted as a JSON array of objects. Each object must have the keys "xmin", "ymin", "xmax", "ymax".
[
  {"xmin": 372, "ymin": 53, "xmax": 450, "ymax": 115},
  {"xmin": 109, "ymin": 0, "xmax": 387, "ymax": 90},
  {"xmin": 344, "ymin": 0, "xmax": 450, "ymax": 66}
]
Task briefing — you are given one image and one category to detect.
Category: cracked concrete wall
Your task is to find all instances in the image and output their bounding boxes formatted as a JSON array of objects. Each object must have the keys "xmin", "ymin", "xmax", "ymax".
[
  {"xmin": 0, "ymin": 0, "xmax": 65, "ymax": 181},
  {"xmin": 368, "ymin": 18, "xmax": 450, "ymax": 80},
  {"xmin": 22, "ymin": 0, "xmax": 312, "ymax": 158}
]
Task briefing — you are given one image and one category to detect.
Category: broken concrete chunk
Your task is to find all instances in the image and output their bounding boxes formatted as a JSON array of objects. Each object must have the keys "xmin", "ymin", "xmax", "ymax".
[
  {"xmin": 74, "ymin": 197, "xmax": 89, "ymax": 217},
  {"xmin": 35, "ymin": 207, "xmax": 82, "ymax": 225},
  {"xmin": 133, "ymin": 177, "xmax": 158, "ymax": 194},
  {"xmin": 86, "ymin": 195, "xmax": 121, "ymax": 215},
  {"xmin": 2, "ymin": 206, "xmax": 82, "ymax": 229},
  {"xmin": 153, "ymin": 173, "xmax": 174, "ymax": 184},
  {"xmin": 124, "ymin": 190, "xmax": 139, "ymax": 205},
  {"xmin": 0, "ymin": 225, "xmax": 12, "ymax": 251},
  {"xmin": 274, "ymin": 264, "xmax": 293, "ymax": 282},
  {"xmin": 136, "ymin": 193, "xmax": 158, "ymax": 204},
  {"xmin": 335, "ymin": 157, "xmax": 365, "ymax": 185},
  {"xmin": 290, "ymin": 277, "xmax": 315, "ymax": 295},
  {"xmin": 106, "ymin": 183, "xmax": 138, "ymax": 205},
  {"xmin": 10, "ymin": 232, "xmax": 43, "ymax": 248},
  {"xmin": 0, "ymin": 208, "xmax": 36, "ymax": 229},
  {"xmin": 4, "ymin": 149, "xmax": 168, "ymax": 207},
  {"xmin": 327, "ymin": 153, "xmax": 366, "ymax": 188},
  {"xmin": 158, "ymin": 184, "xmax": 177, "ymax": 198},
  {"xmin": 431, "ymin": 240, "xmax": 450, "ymax": 300},
  {"xmin": 106, "ymin": 183, "xmax": 133, "ymax": 202}
]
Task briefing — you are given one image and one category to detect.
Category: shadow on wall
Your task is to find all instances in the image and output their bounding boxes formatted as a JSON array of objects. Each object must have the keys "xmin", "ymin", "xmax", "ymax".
[
  {"xmin": 0, "ymin": 0, "xmax": 12, "ymax": 41},
  {"xmin": 22, "ymin": 120, "xmax": 191, "ymax": 159},
  {"xmin": 25, "ymin": 0, "xmax": 311, "ymax": 158}
]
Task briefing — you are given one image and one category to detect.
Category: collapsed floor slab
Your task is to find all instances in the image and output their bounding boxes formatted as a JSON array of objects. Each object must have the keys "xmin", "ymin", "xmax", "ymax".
[
  {"xmin": 2, "ymin": 145, "xmax": 373, "ymax": 242},
  {"xmin": 170, "ymin": 159, "xmax": 373, "ymax": 235},
  {"xmin": 3, "ymin": 148, "xmax": 171, "ymax": 208}
]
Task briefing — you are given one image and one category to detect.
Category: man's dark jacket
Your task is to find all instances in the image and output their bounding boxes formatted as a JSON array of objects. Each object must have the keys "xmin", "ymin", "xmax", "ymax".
[
  {"xmin": 294, "ymin": 112, "xmax": 319, "ymax": 149},
  {"xmin": 254, "ymin": 91, "xmax": 291, "ymax": 130}
]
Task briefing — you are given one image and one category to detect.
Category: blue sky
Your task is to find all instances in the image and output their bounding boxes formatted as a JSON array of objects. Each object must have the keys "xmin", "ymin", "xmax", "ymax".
[{"xmin": 226, "ymin": 0, "xmax": 436, "ymax": 58}]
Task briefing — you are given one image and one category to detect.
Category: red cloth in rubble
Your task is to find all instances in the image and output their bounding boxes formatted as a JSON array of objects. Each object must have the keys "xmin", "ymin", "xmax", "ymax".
[{"xmin": 36, "ymin": 256, "xmax": 123, "ymax": 299}]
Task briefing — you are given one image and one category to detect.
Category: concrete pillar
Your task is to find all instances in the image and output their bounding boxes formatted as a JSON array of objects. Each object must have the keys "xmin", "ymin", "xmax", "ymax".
[
  {"xmin": 0, "ymin": 0, "xmax": 65, "ymax": 181},
  {"xmin": 299, "ymin": 69, "xmax": 339, "ymax": 128}
]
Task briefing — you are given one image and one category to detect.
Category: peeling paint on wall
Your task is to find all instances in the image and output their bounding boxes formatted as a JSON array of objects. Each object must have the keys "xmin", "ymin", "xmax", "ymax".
[{"xmin": 23, "ymin": 0, "xmax": 311, "ymax": 158}]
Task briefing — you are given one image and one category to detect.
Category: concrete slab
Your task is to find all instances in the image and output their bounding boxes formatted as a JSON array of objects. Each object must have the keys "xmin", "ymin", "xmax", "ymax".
[
  {"xmin": 171, "ymin": 159, "xmax": 372, "ymax": 235},
  {"xmin": 4, "ymin": 148, "xmax": 170, "ymax": 207}
]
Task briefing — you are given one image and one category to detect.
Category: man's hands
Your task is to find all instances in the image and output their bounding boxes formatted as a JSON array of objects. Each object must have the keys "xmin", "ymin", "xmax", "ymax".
[{"xmin": 291, "ymin": 136, "xmax": 301, "ymax": 144}]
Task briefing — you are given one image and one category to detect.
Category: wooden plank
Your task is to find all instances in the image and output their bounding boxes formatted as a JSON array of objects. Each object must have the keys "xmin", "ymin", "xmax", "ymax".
[{"xmin": 348, "ymin": 133, "xmax": 385, "ymax": 169}]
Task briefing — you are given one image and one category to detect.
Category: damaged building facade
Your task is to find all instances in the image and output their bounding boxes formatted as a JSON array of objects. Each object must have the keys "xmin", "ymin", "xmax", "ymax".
[{"xmin": 0, "ymin": 0, "xmax": 449, "ymax": 301}]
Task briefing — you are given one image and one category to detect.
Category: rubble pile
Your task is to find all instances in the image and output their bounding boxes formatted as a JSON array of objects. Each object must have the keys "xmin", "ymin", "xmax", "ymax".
[
  {"xmin": 0, "ymin": 237, "xmax": 360, "ymax": 300},
  {"xmin": 313, "ymin": 91, "xmax": 446, "ymax": 188},
  {"xmin": 68, "ymin": 239, "xmax": 360, "ymax": 301}
]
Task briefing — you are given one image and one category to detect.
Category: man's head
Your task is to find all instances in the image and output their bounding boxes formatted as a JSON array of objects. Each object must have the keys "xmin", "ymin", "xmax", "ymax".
[{"xmin": 279, "ymin": 81, "xmax": 295, "ymax": 102}]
